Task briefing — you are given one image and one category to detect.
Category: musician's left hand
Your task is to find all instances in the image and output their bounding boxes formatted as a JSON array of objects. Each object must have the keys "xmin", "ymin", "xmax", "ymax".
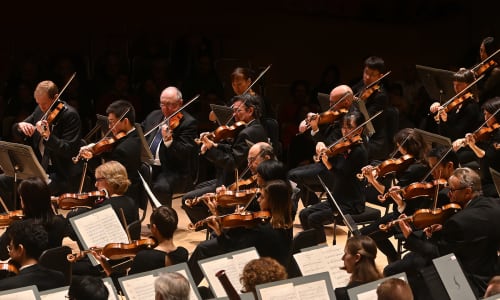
[
  {"xmin": 397, "ymin": 214, "xmax": 413, "ymax": 238},
  {"xmin": 161, "ymin": 124, "xmax": 172, "ymax": 142},
  {"xmin": 36, "ymin": 120, "xmax": 50, "ymax": 139}
]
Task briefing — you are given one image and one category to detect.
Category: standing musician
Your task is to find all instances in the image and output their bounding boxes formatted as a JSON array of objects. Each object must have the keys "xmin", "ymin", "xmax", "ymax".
[
  {"xmin": 397, "ymin": 168, "xmax": 500, "ymax": 297},
  {"xmin": 181, "ymin": 94, "xmax": 268, "ymax": 226},
  {"xmin": 352, "ymin": 56, "xmax": 390, "ymax": 161},
  {"xmin": 76, "ymin": 100, "xmax": 142, "ymax": 205},
  {"xmin": 0, "ymin": 80, "xmax": 82, "ymax": 210},
  {"xmin": 299, "ymin": 111, "xmax": 368, "ymax": 231},
  {"xmin": 289, "ymin": 84, "xmax": 354, "ymax": 207},
  {"xmin": 141, "ymin": 86, "xmax": 198, "ymax": 207},
  {"xmin": 187, "ymin": 179, "xmax": 293, "ymax": 285},
  {"xmin": 359, "ymin": 128, "xmax": 429, "ymax": 264},
  {"xmin": 452, "ymin": 96, "xmax": 500, "ymax": 197},
  {"xmin": 429, "ymin": 68, "xmax": 483, "ymax": 165},
  {"xmin": 477, "ymin": 37, "xmax": 500, "ymax": 104}
]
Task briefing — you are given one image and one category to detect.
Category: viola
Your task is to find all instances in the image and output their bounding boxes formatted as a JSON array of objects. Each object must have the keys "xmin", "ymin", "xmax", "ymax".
[
  {"xmin": 188, "ymin": 210, "xmax": 271, "ymax": 231},
  {"xmin": 0, "ymin": 262, "xmax": 19, "ymax": 275},
  {"xmin": 53, "ymin": 190, "xmax": 108, "ymax": 210},
  {"xmin": 377, "ymin": 179, "xmax": 447, "ymax": 202},
  {"xmin": 379, "ymin": 203, "xmax": 461, "ymax": 232},
  {"xmin": 0, "ymin": 210, "xmax": 25, "ymax": 227},
  {"xmin": 357, "ymin": 154, "xmax": 415, "ymax": 180},
  {"xmin": 195, "ymin": 121, "xmax": 247, "ymax": 144},
  {"xmin": 314, "ymin": 135, "xmax": 363, "ymax": 162},
  {"xmin": 67, "ymin": 237, "xmax": 158, "ymax": 262},
  {"xmin": 72, "ymin": 132, "xmax": 127, "ymax": 163}
]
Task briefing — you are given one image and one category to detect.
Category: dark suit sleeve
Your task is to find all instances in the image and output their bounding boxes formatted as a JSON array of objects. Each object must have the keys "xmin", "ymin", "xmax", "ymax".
[
  {"xmin": 43, "ymin": 108, "xmax": 82, "ymax": 159},
  {"xmin": 204, "ymin": 129, "xmax": 251, "ymax": 171},
  {"xmin": 165, "ymin": 116, "xmax": 198, "ymax": 160}
]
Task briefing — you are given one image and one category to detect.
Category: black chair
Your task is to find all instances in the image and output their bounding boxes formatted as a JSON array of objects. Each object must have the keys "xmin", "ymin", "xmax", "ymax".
[
  {"xmin": 332, "ymin": 206, "xmax": 381, "ymax": 245},
  {"xmin": 287, "ymin": 228, "xmax": 327, "ymax": 278},
  {"xmin": 39, "ymin": 245, "xmax": 72, "ymax": 285},
  {"xmin": 128, "ymin": 162, "xmax": 152, "ymax": 240}
]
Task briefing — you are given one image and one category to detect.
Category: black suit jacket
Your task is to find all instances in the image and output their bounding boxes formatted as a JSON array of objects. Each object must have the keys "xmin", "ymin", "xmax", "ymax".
[
  {"xmin": 0, "ymin": 264, "xmax": 65, "ymax": 291},
  {"xmin": 142, "ymin": 110, "xmax": 198, "ymax": 178},
  {"xmin": 204, "ymin": 119, "xmax": 268, "ymax": 186}
]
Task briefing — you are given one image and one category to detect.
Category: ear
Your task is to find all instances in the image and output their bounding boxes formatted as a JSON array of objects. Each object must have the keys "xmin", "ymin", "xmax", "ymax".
[{"xmin": 354, "ymin": 253, "xmax": 362, "ymax": 263}]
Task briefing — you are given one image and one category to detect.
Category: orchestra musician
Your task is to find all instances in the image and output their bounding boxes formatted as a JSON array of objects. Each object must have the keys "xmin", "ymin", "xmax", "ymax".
[
  {"xmin": 452, "ymin": 96, "xmax": 500, "ymax": 197},
  {"xmin": 0, "ymin": 219, "xmax": 66, "ymax": 291},
  {"xmin": 77, "ymin": 100, "xmax": 142, "ymax": 206},
  {"xmin": 187, "ymin": 179, "xmax": 293, "ymax": 285},
  {"xmin": 429, "ymin": 68, "xmax": 483, "ymax": 165},
  {"xmin": 0, "ymin": 177, "xmax": 68, "ymax": 261},
  {"xmin": 299, "ymin": 111, "xmax": 368, "ymax": 232},
  {"xmin": 0, "ymin": 80, "xmax": 82, "ymax": 210},
  {"xmin": 359, "ymin": 128, "xmax": 429, "ymax": 264},
  {"xmin": 477, "ymin": 37, "xmax": 500, "ymax": 104},
  {"xmin": 397, "ymin": 167, "xmax": 500, "ymax": 297},
  {"xmin": 141, "ymin": 86, "xmax": 198, "ymax": 207},
  {"xmin": 181, "ymin": 93, "xmax": 268, "ymax": 226},
  {"xmin": 289, "ymin": 84, "xmax": 354, "ymax": 207}
]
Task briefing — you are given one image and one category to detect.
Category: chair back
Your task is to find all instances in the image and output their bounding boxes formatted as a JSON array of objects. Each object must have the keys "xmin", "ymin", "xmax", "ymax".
[{"xmin": 39, "ymin": 245, "xmax": 72, "ymax": 285}]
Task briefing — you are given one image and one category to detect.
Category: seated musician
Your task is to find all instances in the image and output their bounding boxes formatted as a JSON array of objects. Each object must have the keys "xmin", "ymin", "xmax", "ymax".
[
  {"xmin": 93, "ymin": 206, "xmax": 188, "ymax": 277},
  {"xmin": 181, "ymin": 94, "xmax": 268, "ymax": 226},
  {"xmin": 299, "ymin": 111, "xmax": 368, "ymax": 232},
  {"xmin": 397, "ymin": 168, "xmax": 500, "ymax": 297},
  {"xmin": 289, "ymin": 84, "xmax": 354, "ymax": 207},
  {"xmin": 452, "ymin": 96, "xmax": 500, "ymax": 197},
  {"xmin": 0, "ymin": 177, "xmax": 67, "ymax": 261},
  {"xmin": 429, "ymin": 68, "xmax": 483, "ymax": 166},
  {"xmin": 0, "ymin": 219, "xmax": 66, "ymax": 291},
  {"xmin": 77, "ymin": 100, "xmax": 142, "ymax": 206},
  {"xmin": 359, "ymin": 128, "xmax": 429, "ymax": 264},
  {"xmin": 141, "ymin": 86, "xmax": 198, "ymax": 207},
  {"xmin": 187, "ymin": 178, "xmax": 293, "ymax": 286}
]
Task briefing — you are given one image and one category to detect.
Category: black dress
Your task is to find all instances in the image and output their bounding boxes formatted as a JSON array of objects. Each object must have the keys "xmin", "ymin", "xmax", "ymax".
[{"xmin": 128, "ymin": 247, "xmax": 189, "ymax": 274}]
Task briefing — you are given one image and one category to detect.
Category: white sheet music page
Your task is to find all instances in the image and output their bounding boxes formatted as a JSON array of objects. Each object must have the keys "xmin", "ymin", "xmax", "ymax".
[
  {"xmin": 122, "ymin": 274, "xmax": 156, "ymax": 300},
  {"xmin": 175, "ymin": 269, "xmax": 201, "ymax": 300},
  {"xmin": 294, "ymin": 281, "xmax": 330, "ymax": 300},
  {"xmin": 259, "ymin": 283, "xmax": 299, "ymax": 300},
  {"xmin": 293, "ymin": 244, "xmax": 350, "ymax": 288}
]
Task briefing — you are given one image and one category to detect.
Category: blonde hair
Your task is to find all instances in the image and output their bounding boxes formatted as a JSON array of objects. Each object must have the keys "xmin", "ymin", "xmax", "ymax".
[{"xmin": 95, "ymin": 161, "xmax": 130, "ymax": 195}]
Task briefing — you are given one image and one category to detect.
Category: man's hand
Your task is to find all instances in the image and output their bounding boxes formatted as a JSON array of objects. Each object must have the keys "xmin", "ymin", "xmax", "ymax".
[{"xmin": 18, "ymin": 122, "xmax": 36, "ymax": 137}]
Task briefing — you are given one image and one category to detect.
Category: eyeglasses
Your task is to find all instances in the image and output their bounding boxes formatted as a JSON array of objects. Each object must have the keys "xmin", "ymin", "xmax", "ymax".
[
  {"xmin": 159, "ymin": 102, "xmax": 178, "ymax": 108},
  {"xmin": 448, "ymin": 186, "xmax": 468, "ymax": 194}
]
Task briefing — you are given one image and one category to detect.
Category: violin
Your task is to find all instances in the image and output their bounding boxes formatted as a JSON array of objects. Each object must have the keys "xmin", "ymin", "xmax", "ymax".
[
  {"xmin": 471, "ymin": 49, "xmax": 499, "ymax": 77},
  {"xmin": 44, "ymin": 100, "xmax": 66, "ymax": 127},
  {"xmin": 0, "ymin": 210, "xmax": 25, "ymax": 227},
  {"xmin": 302, "ymin": 109, "xmax": 349, "ymax": 133},
  {"xmin": 357, "ymin": 154, "xmax": 415, "ymax": 180},
  {"xmin": 168, "ymin": 112, "xmax": 183, "ymax": 131},
  {"xmin": 67, "ymin": 237, "xmax": 158, "ymax": 262},
  {"xmin": 439, "ymin": 92, "xmax": 473, "ymax": 114},
  {"xmin": 377, "ymin": 179, "xmax": 447, "ymax": 202},
  {"xmin": 72, "ymin": 132, "xmax": 127, "ymax": 163},
  {"xmin": 314, "ymin": 135, "xmax": 363, "ymax": 162},
  {"xmin": 188, "ymin": 210, "xmax": 271, "ymax": 231},
  {"xmin": 227, "ymin": 174, "xmax": 257, "ymax": 191},
  {"xmin": 472, "ymin": 123, "xmax": 500, "ymax": 142},
  {"xmin": 52, "ymin": 190, "xmax": 108, "ymax": 210},
  {"xmin": 195, "ymin": 121, "xmax": 247, "ymax": 145},
  {"xmin": 185, "ymin": 188, "xmax": 260, "ymax": 208},
  {"xmin": 0, "ymin": 262, "xmax": 19, "ymax": 275},
  {"xmin": 379, "ymin": 203, "xmax": 461, "ymax": 232}
]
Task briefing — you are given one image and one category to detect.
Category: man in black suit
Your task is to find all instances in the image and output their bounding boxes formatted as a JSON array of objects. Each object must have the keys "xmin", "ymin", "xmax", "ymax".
[
  {"xmin": 398, "ymin": 167, "xmax": 500, "ymax": 297},
  {"xmin": 142, "ymin": 86, "xmax": 198, "ymax": 207},
  {"xmin": 0, "ymin": 80, "xmax": 82, "ymax": 210},
  {"xmin": 78, "ymin": 100, "xmax": 142, "ymax": 205},
  {"xmin": 182, "ymin": 93, "xmax": 268, "ymax": 225},
  {"xmin": 0, "ymin": 219, "xmax": 65, "ymax": 291}
]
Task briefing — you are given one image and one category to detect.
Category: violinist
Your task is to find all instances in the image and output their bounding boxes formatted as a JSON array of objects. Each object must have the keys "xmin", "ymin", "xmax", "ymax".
[
  {"xmin": 397, "ymin": 168, "xmax": 500, "ymax": 297},
  {"xmin": 0, "ymin": 177, "xmax": 68, "ymax": 261},
  {"xmin": 141, "ymin": 86, "xmax": 198, "ymax": 207},
  {"xmin": 289, "ymin": 85, "xmax": 354, "ymax": 207},
  {"xmin": 299, "ymin": 111, "xmax": 368, "ymax": 232},
  {"xmin": 187, "ymin": 179, "xmax": 293, "ymax": 286},
  {"xmin": 0, "ymin": 220, "xmax": 66, "ymax": 291},
  {"xmin": 359, "ymin": 128, "xmax": 429, "ymax": 264},
  {"xmin": 92, "ymin": 206, "xmax": 188, "ymax": 277},
  {"xmin": 352, "ymin": 56, "xmax": 390, "ymax": 161},
  {"xmin": 429, "ymin": 68, "xmax": 483, "ymax": 165},
  {"xmin": 181, "ymin": 94, "xmax": 268, "ymax": 225},
  {"xmin": 477, "ymin": 37, "xmax": 500, "ymax": 104},
  {"xmin": 452, "ymin": 96, "xmax": 500, "ymax": 197},
  {"xmin": 0, "ymin": 80, "xmax": 82, "ymax": 210},
  {"xmin": 77, "ymin": 100, "xmax": 142, "ymax": 205}
]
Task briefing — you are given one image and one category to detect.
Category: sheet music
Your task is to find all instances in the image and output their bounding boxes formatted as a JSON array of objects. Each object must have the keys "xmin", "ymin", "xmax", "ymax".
[
  {"xmin": 357, "ymin": 289, "xmax": 377, "ymax": 300},
  {"xmin": 175, "ymin": 269, "xmax": 201, "ymax": 300},
  {"xmin": 259, "ymin": 283, "xmax": 299, "ymax": 300},
  {"xmin": 122, "ymin": 274, "xmax": 156, "ymax": 300},
  {"xmin": 1, "ymin": 290, "xmax": 38, "ymax": 300},
  {"xmin": 293, "ymin": 244, "xmax": 349, "ymax": 288},
  {"xmin": 294, "ymin": 281, "xmax": 330, "ymax": 300},
  {"xmin": 40, "ymin": 289, "xmax": 66, "ymax": 300},
  {"xmin": 200, "ymin": 248, "xmax": 259, "ymax": 297}
]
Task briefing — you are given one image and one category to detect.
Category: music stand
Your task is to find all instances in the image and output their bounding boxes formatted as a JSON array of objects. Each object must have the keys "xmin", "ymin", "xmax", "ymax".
[
  {"xmin": 413, "ymin": 128, "xmax": 452, "ymax": 148},
  {"xmin": 416, "ymin": 64, "xmax": 456, "ymax": 103},
  {"xmin": 317, "ymin": 92, "xmax": 330, "ymax": 112},
  {"xmin": 134, "ymin": 123, "xmax": 156, "ymax": 165},
  {"xmin": 83, "ymin": 114, "xmax": 109, "ymax": 143},
  {"xmin": 210, "ymin": 104, "xmax": 234, "ymax": 126},
  {"xmin": 0, "ymin": 141, "xmax": 48, "ymax": 210}
]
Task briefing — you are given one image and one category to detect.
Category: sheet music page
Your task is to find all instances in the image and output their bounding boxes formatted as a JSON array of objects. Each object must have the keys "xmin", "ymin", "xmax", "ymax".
[
  {"xmin": 71, "ymin": 205, "xmax": 129, "ymax": 248},
  {"xmin": 294, "ymin": 281, "xmax": 330, "ymax": 300},
  {"xmin": 2, "ymin": 290, "xmax": 38, "ymax": 300},
  {"xmin": 293, "ymin": 245, "xmax": 349, "ymax": 288},
  {"xmin": 175, "ymin": 269, "xmax": 201, "ymax": 300},
  {"xmin": 357, "ymin": 289, "xmax": 377, "ymax": 300},
  {"xmin": 121, "ymin": 274, "xmax": 156, "ymax": 300},
  {"xmin": 40, "ymin": 289, "xmax": 67, "ymax": 300},
  {"xmin": 103, "ymin": 280, "xmax": 120, "ymax": 300},
  {"xmin": 259, "ymin": 283, "xmax": 299, "ymax": 300}
]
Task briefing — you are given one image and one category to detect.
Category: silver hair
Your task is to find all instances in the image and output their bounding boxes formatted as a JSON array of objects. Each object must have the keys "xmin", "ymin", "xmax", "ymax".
[
  {"xmin": 154, "ymin": 272, "xmax": 190, "ymax": 300},
  {"xmin": 452, "ymin": 167, "xmax": 482, "ymax": 195}
]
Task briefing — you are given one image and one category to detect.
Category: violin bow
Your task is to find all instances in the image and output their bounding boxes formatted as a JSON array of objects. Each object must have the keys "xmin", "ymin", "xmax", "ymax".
[
  {"xmin": 144, "ymin": 94, "xmax": 200, "ymax": 137},
  {"xmin": 354, "ymin": 70, "xmax": 392, "ymax": 98},
  {"xmin": 317, "ymin": 175, "xmax": 360, "ymax": 236},
  {"xmin": 471, "ymin": 49, "xmax": 500, "ymax": 74},
  {"xmin": 119, "ymin": 208, "xmax": 132, "ymax": 243},
  {"xmin": 224, "ymin": 64, "xmax": 272, "ymax": 126},
  {"xmin": 39, "ymin": 72, "xmax": 76, "ymax": 122},
  {"xmin": 100, "ymin": 107, "xmax": 131, "ymax": 139},
  {"xmin": 437, "ymin": 74, "xmax": 484, "ymax": 111},
  {"xmin": 138, "ymin": 171, "xmax": 162, "ymax": 209}
]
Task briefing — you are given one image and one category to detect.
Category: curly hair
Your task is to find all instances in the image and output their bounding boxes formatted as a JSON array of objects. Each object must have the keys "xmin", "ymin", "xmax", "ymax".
[
  {"xmin": 240, "ymin": 257, "xmax": 287, "ymax": 295},
  {"xmin": 95, "ymin": 161, "xmax": 130, "ymax": 195}
]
